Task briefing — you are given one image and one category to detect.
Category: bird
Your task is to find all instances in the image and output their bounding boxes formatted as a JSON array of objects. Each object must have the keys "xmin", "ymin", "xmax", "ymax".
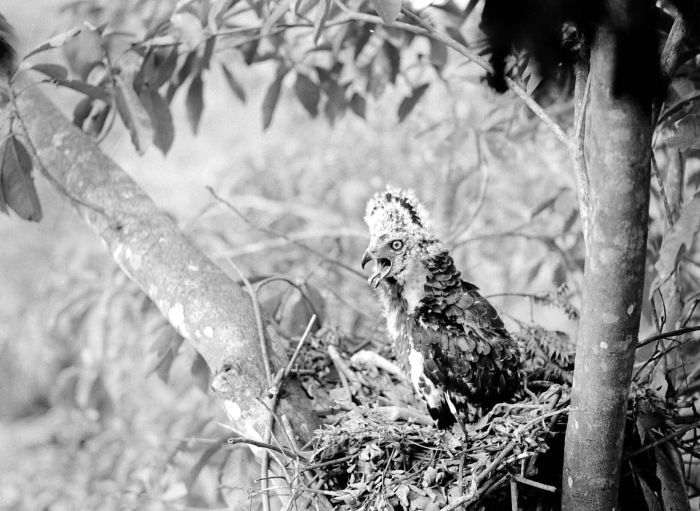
[{"xmin": 361, "ymin": 188, "xmax": 522, "ymax": 429}]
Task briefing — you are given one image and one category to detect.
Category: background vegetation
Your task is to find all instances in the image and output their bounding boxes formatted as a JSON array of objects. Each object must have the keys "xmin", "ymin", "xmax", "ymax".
[{"xmin": 1, "ymin": 1, "xmax": 698, "ymax": 510}]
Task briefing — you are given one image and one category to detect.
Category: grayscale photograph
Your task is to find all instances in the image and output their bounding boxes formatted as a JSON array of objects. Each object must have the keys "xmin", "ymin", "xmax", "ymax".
[{"xmin": 0, "ymin": 1, "xmax": 699, "ymax": 510}]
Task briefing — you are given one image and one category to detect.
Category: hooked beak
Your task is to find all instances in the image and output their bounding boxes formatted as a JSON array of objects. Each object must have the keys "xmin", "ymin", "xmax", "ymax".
[
  {"xmin": 361, "ymin": 249, "xmax": 373, "ymax": 269},
  {"xmin": 361, "ymin": 247, "xmax": 392, "ymax": 289}
]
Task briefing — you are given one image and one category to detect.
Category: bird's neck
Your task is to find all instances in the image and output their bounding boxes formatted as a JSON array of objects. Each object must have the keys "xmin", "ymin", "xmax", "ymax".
[
  {"xmin": 380, "ymin": 250, "xmax": 461, "ymax": 316},
  {"xmin": 396, "ymin": 260, "xmax": 430, "ymax": 314}
]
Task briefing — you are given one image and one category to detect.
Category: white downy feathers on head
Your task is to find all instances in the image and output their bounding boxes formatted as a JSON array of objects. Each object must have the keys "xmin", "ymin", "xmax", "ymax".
[{"xmin": 364, "ymin": 187, "xmax": 435, "ymax": 241}]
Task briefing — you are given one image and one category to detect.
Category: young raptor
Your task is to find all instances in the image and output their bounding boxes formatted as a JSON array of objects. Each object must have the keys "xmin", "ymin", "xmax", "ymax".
[{"xmin": 361, "ymin": 188, "xmax": 521, "ymax": 428}]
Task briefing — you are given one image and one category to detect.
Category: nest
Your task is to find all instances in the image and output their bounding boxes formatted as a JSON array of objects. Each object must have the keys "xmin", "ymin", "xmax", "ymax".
[{"xmin": 291, "ymin": 330, "xmax": 570, "ymax": 510}]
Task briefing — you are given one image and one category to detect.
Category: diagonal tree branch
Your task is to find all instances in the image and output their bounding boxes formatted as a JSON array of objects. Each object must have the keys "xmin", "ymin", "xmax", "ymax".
[{"xmin": 7, "ymin": 72, "xmax": 320, "ymax": 448}]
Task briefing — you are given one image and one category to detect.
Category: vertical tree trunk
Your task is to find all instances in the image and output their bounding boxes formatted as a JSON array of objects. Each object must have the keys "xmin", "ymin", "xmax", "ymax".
[{"xmin": 562, "ymin": 11, "xmax": 653, "ymax": 511}]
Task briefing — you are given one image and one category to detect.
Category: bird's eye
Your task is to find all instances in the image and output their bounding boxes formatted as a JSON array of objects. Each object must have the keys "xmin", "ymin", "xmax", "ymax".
[{"xmin": 390, "ymin": 240, "xmax": 404, "ymax": 251}]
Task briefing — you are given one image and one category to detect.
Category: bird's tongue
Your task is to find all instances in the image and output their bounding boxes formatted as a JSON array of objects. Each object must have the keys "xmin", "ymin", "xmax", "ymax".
[{"xmin": 368, "ymin": 260, "xmax": 392, "ymax": 289}]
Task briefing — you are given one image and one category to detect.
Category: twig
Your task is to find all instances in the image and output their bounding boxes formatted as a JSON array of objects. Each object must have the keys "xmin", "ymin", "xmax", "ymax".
[
  {"xmin": 441, "ymin": 473, "xmax": 509, "ymax": 511},
  {"xmin": 215, "ymin": 229, "xmax": 365, "ymax": 258},
  {"xmin": 227, "ymin": 437, "xmax": 306, "ymax": 461},
  {"xmin": 637, "ymin": 325, "xmax": 700, "ymax": 348},
  {"xmin": 327, "ymin": 345, "xmax": 354, "ymax": 401},
  {"xmin": 624, "ymin": 420, "xmax": 700, "ymax": 459},
  {"xmin": 208, "ymin": 187, "xmax": 365, "ymax": 279},
  {"xmin": 651, "ymin": 152, "xmax": 675, "ymax": 226},
  {"xmin": 225, "ymin": 259, "xmax": 275, "ymax": 511},
  {"xmin": 227, "ymin": 259, "xmax": 273, "ymax": 386},
  {"xmin": 513, "ymin": 474, "xmax": 557, "ymax": 493},
  {"xmin": 283, "ymin": 315, "xmax": 317, "ymax": 379},
  {"xmin": 254, "ymin": 275, "xmax": 322, "ymax": 320},
  {"xmin": 510, "ymin": 479, "xmax": 519, "ymax": 511}
]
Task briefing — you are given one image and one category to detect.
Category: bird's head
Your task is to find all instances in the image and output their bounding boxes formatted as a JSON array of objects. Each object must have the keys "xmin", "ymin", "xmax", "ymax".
[{"xmin": 362, "ymin": 188, "xmax": 440, "ymax": 289}]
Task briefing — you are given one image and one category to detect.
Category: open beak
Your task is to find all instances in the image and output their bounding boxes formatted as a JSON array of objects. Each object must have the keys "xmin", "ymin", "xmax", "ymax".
[{"xmin": 361, "ymin": 248, "xmax": 392, "ymax": 289}]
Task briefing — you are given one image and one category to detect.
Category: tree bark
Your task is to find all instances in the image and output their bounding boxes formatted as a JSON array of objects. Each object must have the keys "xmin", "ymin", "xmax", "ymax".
[
  {"xmin": 562, "ymin": 13, "xmax": 653, "ymax": 511},
  {"xmin": 9, "ymin": 73, "xmax": 319, "ymax": 445}
]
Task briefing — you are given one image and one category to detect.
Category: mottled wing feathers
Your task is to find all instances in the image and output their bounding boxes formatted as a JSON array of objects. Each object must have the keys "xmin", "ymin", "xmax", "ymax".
[{"xmin": 411, "ymin": 251, "xmax": 521, "ymax": 413}]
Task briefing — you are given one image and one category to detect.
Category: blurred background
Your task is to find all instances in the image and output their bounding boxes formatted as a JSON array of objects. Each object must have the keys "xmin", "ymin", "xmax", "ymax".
[{"xmin": 0, "ymin": 1, "xmax": 601, "ymax": 509}]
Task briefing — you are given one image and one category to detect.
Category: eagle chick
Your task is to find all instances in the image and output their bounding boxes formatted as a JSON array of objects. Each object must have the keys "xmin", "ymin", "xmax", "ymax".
[{"xmin": 362, "ymin": 188, "xmax": 521, "ymax": 428}]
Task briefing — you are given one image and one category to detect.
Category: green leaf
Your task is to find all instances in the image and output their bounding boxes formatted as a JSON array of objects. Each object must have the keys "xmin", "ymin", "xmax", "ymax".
[
  {"xmin": 384, "ymin": 42, "xmax": 400, "ymax": 83},
  {"xmin": 139, "ymin": 88, "xmax": 174, "ymax": 155},
  {"xmin": 153, "ymin": 47, "xmax": 179, "ymax": 88},
  {"xmin": 30, "ymin": 63, "xmax": 68, "ymax": 80},
  {"xmin": 62, "ymin": 25, "xmax": 104, "ymax": 80},
  {"xmin": 294, "ymin": 73, "xmax": 320, "ymax": 117},
  {"xmin": 185, "ymin": 442, "xmax": 223, "ymax": 492},
  {"xmin": 85, "ymin": 104, "xmax": 110, "ymax": 137},
  {"xmin": 312, "ymin": 0, "xmax": 332, "ymax": 44},
  {"xmin": 221, "ymin": 64, "xmax": 246, "ymax": 102},
  {"xmin": 370, "ymin": 0, "xmax": 402, "ymax": 24},
  {"xmin": 262, "ymin": 0, "xmax": 291, "ymax": 35},
  {"xmin": 114, "ymin": 75, "xmax": 153, "ymax": 155},
  {"xmin": 666, "ymin": 114, "xmax": 700, "ymax": 151},
  {"xmin": 429, "ymin": 40, "xmax": 447, "ymax": 70},
  {"xmin": 655, "ymin": 443, "xmax": 691, "ymax": 511},
  {"xmin": 136, "ymin": 47, "xmax": 179, "ymax": 92},
  {"xmin": 655, "ymin": 192, "xmax": 700, "ymax": 281},
  {"xmin": 349, "ymin": 93, "xmax": 366, "ymax": 118},
  {"xmin": 530, "ymin": 194, "xmax": 560, "ymax": 219},
  {"xmin": 323, "ymin": 80, "xmax": 347, "ymax": 125},
  {"xmin": 51, "ymin": 368, "xmax": 80, "ymax": 407},
  {"xmin": 277, "ymin": 282, "xmax": 325, "ymax": 337},
  {"xmin": 261, "ymin": 64, "xmax": 288, "ymax": 130},
  {"xmin": 86, "ymin": 374, "xmax": 114, "ymax": 418},
  {"xmin": 165, "ymin": 50, "xmax": 198, "ymax": 103},
  {"xmin": 185, "ymin": 73, "xmax": 204, "ymax": 134},
  {"xmin": 295, "ymin": 0, "xmax": 321, "ymax": 16},
  {"xmin": 190, "ymin": 352, "xmax": 211, "ymax": 394},
  {"xmin": 24, "ymin": 27, "xmax": 82, "ymax": 59},
  {"xmin": 148, "ymin": 325, "xmax": 184, "ymax": 383},
  {"xmin": 55, "ymin": 79, "xmax": 111, "ymax": 102},
  {"xmin": 72, "ymin": 97, "xmax": 94, "ymax": 128},
  {"xmin": 397, "ymin": 83, "xmax": 429, "ymax": 123},
  {"xmin": 0, "ymin": 137, "xmax": 42, "ymax": 221},
  {"xmin": 208, "ymin": 0, "xmax": 237, "ymax": 30},
  {"xmin": 171, "ymin": 11, "xmax": 205, "ymax": 50}
]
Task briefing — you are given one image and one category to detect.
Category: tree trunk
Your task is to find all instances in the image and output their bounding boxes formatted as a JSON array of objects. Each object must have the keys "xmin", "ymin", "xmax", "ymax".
[
  {"xmin": 562, "ymin": 12, "xmax": 653, "ymax": 511},
  {"xmin": 9, "ymin": 73, "xmax": 319, "ymax": 445}
]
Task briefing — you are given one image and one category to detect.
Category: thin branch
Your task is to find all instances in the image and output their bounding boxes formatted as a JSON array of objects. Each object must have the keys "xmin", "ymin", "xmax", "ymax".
[
  {"xmin": 283, "ymin": 315, "xmax": 317, "ymax": 379},
  {"xmin": 227, "ymin": 437, "xmax": 306, "ymax": 461},
  {"xmin": 225, "ymin": 259, "xmax": 276, "ymax": 511},
  {"xmin": 215, "ymin": 228, "xmax": 365, "ymax": 259},
  {"xmin": 651, "ymin": 152, "xmax": 675, "ymax": 226},
  {"xmin": 208, "ymin": 187, "xmax": 365, "ymax": 279},
  {"xmin": 623, "ymin": 420, "xmax": 700, "ymax": 459},
  {"xmin": 657, "ymin": 93, "xmax": 700, "ymax": 127},
  {"xmin": 227, "ymin": 259, "xmax": 273, "ymax": 386},
  {"xmin": 512, "ymin": 475, "xmax": 557, "ymax": 493},
  {"xmin": 637, "ymin": 325, "xmax": 700, "ymax": 348}
]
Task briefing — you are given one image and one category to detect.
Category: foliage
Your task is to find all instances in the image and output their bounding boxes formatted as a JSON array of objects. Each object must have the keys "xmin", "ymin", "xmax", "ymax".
[{"xmin": 2, "ymin": 0, "xmax": 700, "ymax": 509}]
